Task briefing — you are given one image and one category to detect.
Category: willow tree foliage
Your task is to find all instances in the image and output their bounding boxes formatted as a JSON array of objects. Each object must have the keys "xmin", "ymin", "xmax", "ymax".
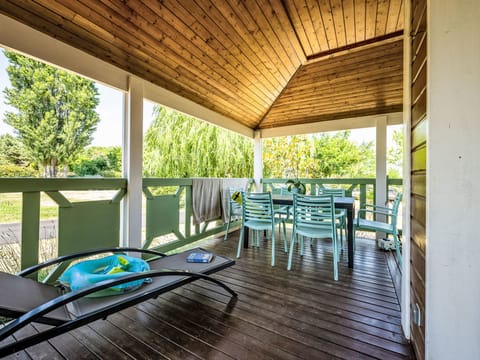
[
  {"xmin": 3, "ymin": 51, "xmax": 100, "ymax": 177},
  {"xmin": 143, "ymin": 106, "xmax": 253, "ymax": 177}
]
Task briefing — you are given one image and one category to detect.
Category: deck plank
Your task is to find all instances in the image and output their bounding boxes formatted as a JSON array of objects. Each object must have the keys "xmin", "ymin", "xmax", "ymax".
[{"xmin": 6, "ymin": 232, "xmax": 413, "ymax": 359}]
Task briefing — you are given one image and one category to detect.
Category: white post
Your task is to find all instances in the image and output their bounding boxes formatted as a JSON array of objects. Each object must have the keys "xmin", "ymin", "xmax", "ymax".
[
  {"xmin": 253, "ymin": 130, "xmax": 263, "ymax": 192},
  {"xmin": 427, "ymin": 1, "xmax": 480, "ymax": 358},
  {"xmin": 122, "ymin": 76, "xmax": 143, "ymax": 248},
  {"xmin": 375, "ymin": 116, "xmax": 388, "ymax": 234},
  {"xmin": 401, "ymin": 0, "xmax": 412, "ymax": 340}
]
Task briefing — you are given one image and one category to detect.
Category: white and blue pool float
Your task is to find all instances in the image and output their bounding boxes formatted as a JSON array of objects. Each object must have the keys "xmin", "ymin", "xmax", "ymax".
[{"xmin": 59, "ymin": 254, "xmax": 150, "ymax": 297}]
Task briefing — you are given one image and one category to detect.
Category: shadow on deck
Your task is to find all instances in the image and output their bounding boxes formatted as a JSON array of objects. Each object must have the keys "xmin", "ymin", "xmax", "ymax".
[{"xmin": 4, "ymin": 230, "xmax": 413, "ymax": 359}]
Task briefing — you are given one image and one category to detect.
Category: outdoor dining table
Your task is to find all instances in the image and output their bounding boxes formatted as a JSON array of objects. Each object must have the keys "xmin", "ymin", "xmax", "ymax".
[{"xmin": 243, "ymin": 194, "xmax": 356, "ymax": 269}]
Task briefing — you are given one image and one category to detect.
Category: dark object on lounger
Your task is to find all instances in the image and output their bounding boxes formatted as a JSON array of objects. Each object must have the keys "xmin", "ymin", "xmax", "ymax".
[{"xmin": 0, "ymin": 247, "xmax": 236, "ymax": 356}]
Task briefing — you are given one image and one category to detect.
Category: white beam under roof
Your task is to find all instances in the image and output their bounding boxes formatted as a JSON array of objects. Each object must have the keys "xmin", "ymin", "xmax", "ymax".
[
  {"xmin": 0, "ymin": 13, "xmax": 251, "ymax": 138},
  {"xmin": 259, "ymin": 112, "xmax": 403, "ymax": 138}
]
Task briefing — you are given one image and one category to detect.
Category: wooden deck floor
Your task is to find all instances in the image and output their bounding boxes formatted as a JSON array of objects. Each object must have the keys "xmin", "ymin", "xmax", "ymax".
[{"xmin": 4, "ymin": 230, "xmax": 413, "ymax": 359}]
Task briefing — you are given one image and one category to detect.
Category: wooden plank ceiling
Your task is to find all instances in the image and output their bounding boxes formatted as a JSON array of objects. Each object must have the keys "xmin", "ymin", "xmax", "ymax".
[{"xmin": 0, "ymin": 0, "xmax": 404, "ymax": 132}]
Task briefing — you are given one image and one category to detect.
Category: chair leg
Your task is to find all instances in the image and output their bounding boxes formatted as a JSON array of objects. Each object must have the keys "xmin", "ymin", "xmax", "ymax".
[
  {"xmin": 271, "ymin": 226, "xmax": 275, "ymax": 267},
  {"xmin": 340, "ymin": 218, "xmax": 345, "ymax": 250},
  {"xmin": 224, "ymin": 214, "xmax": 231, "ymax": 241},
  {"xmin": 287, "ymin": 229, "xmax": 296, "ymax": 271},
  {"xmin": 282, "ymin": 220, "xmax": 287, "ymax": 253},
  {"xmin": 300, "ymin": 235, "xmax": 305, "ymax": 256},
  {"xmin": 394, "ymin": 232, "xmax": 402, "ymax": 267},
  {"xmin": 332, "ymin": 234, "xmax": 339, "ymax": 281},
  {"xmin": 237, "ymin": 225, "xmax": 244, "ymax": 258}
]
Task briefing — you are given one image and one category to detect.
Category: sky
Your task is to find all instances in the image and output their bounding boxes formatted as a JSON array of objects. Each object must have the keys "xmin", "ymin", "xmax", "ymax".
[{"xmin": 0, "ymin": 49, "xmax": 398, "ymax": 147}]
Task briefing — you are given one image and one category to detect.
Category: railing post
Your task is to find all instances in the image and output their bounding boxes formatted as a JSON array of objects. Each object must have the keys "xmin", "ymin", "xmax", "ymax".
[
  {"xmin": 185, "ymin": 184, "xmax": 192, "ymax": 238},
  {"xmin": 21, "ymin": 192, "xmax": 40, "ymax": 273},
  {"xmin": 360, "ymin": 183, "xmax": 367, "ymax": 218}
]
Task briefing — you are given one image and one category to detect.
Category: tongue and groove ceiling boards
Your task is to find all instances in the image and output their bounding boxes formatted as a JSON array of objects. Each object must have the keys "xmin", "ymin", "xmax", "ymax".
[{"xmin": 0, "ymin": 0, "xmax": 404, "ymax": 132}]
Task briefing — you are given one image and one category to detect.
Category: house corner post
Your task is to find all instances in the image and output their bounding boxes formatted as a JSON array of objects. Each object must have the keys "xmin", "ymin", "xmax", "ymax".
[{"xmin": 122, "ymin": 75, "xmax": 143, "ymax": 248}]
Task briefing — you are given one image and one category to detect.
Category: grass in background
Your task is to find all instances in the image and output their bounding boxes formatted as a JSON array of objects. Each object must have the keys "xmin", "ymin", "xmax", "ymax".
[{"xmin": 0, "ymin": 193, "xmax": 58, "ymax": 223}]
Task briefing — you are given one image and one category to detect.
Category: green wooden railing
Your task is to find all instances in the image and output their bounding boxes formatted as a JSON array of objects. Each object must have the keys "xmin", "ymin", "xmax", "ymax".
[
  {"xmin": 0, "ymin": 177, "xmax": 401, "ymax": 273},
  {"xmin": 0, "ymin": 178, "xmax": 126, "ymax": 271},
  {"xmin": 262, "ymin": 178, "xmax": 402, "ymax": 212}
]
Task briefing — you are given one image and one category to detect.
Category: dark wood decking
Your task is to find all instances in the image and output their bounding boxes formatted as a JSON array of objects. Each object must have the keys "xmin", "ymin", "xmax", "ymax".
[{"xmin": 4, "ymin": 231, "xmax": 413, "ymax": 359}]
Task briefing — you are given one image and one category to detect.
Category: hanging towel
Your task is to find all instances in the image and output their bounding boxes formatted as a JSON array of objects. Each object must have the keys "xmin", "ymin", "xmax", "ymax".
[
  {"xmin": 192, "ymin": 178, "xmax": 222, "ymax": 225},
  {"xmin": 220, "ymin": 178, "xmax": 248, "ymax": 223}
]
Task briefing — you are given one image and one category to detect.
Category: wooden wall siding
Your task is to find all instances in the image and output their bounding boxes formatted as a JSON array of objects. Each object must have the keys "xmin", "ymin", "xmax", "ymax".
[
  {"xmin": 0, "ymin": 1, "xmax": 405, "ymax": 131},
  {"xmin": 260, "ymin": 39, "xmax": 403, "ymax": 128},
  {"xmin": 283, "ymin": 0, "xmax": 404, "ymax": 57},
  {"xmin": 410, "ymin": 0, "xmax": 427, "ymax": 359}
]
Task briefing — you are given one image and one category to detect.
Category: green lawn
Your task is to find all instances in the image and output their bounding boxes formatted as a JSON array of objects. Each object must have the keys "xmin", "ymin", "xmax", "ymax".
[{"xmin": 0, "ymin": 193, "xmax": 58, "ymax": 223}]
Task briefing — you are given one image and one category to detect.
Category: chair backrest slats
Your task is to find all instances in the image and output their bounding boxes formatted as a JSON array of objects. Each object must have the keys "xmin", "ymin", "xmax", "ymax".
[
  {"xmin": 390, "ymin": 192, "xmax": 403, "ymax": 226},
  {"xmin": 317, "ymin": 187, "xmax": 346, "ymax": 197},
  {"xmin": 228, "ymin": 188, "xmax": 243, "ymax": 213},
  {"xmin": 293, "ymin": 194, "xmax": 335, "ymax": 230},
  {"xmin": 242, "ymin": 192, "xmax": 274, "ymax": 223}
]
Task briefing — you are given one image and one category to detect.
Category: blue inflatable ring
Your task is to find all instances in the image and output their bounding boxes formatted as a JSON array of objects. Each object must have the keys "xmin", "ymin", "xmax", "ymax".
[{"xmin": 59, "ymin": 254, "xmax": 150, "ymax": 297}]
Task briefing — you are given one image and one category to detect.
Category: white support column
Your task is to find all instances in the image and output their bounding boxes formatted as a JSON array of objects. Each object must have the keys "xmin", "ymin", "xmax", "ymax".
[
  {"xmin": 401, "ymin": 0, "xmax": 412, "ymax": 339},
  {"xmin": 375, "ymin": 116, "xmax": 388, "ymax": 233},
  {"xmin": 427, "ymin": 1, "xmax": 480, "ymax": 359},
  {"xmin": 253, "ymin": 130, "xmax": 263, "ymax": 192},
  {"xmin": 122, "ymin": 76, "xmax": 143, "ymax": 248}
]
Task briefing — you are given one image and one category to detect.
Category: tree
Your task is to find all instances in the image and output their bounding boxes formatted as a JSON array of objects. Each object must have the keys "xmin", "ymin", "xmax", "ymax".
[
  {"xmin": 143, "ymin": 106, "xmax": 253, "ymax": 178},
  {"xmin": 0, "ymin": 134, "xmax": 31, "ymax": 166},
  {"xmin": 388, "ymin": 129, "xmax": 404, "ymax": 178},
  {"xmin": 263, "ymin": 132, "xmax": 375, "ymax": 179},
  {"xmin": 70, "ymin": 146, "xmax": 122, "ymax": 177},
  {"xmin": 312, "ymin": 131, "xmax": 375, "ymax": 178},
  {"xmin": 3, "ymin": 51, "xmax": 100, "ymax": 177},
  {"xmin": 263, "ymin": 136, "xmax": 317, "ymax": 178}
]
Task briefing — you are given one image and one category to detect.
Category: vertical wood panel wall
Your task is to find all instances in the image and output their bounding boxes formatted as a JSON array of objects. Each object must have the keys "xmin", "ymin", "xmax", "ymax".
[{"xmin": 410, "ymin": 0, "xmax": 427, "ymax": 359}]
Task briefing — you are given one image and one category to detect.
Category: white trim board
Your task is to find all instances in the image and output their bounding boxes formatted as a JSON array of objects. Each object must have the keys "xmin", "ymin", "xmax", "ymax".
[{"xmin": 259, "ymin": 112, "xmax": 403, "ymax": 138}]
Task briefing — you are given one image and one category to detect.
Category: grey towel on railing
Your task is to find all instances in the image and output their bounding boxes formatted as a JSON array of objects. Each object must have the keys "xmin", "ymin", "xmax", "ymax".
[
  {"xmin": 192, "ymin": 178, "xmax": 222, "ymax": 225},
  {"xmin": 220, "ymin": 178, "xmax": 248, "ymax": 223}
]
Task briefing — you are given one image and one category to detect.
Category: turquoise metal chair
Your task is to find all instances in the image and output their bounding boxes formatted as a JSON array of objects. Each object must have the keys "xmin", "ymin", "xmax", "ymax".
[
  {"xmin": 354, "ymin": 192, "xmax": 403, "ymax": 266},
  {"xmin": 287, "ymin": 194, "xmax": 340, "ymax": 280},
  {"xmin": 237, "ymin": 192, "xmax": 287, "ymax": 266},
  {"xmin": 224, "ymin": 187, "xmax": 243, "ymax": 241},
  {"xmin": 317, "ymin": 187, "xmax": 347, "ymax": 249}
]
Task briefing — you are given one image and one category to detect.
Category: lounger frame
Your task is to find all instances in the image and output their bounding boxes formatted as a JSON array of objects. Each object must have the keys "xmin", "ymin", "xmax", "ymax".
[{"xmin": 0, "ymin": 247, "xmax": 236, "ymax": 356}]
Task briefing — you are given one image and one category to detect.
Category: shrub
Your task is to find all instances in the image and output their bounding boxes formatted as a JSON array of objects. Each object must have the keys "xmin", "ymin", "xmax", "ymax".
[{"xmin": 0, "ymin": 164, "xmax": 38, "ymax": 177}]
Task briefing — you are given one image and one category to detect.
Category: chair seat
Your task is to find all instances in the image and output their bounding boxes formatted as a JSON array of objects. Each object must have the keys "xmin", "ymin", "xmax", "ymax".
[
  {"xmin": 295, "ymin": 225, "xmax": 334, "ymax": 239},
  {"xmin": 244, "ymin": 218, "xmax": 281, "ymax": 230},
  {"xmin": 356, "ymin": 218, "xmax": 394, "ymax": 233}
]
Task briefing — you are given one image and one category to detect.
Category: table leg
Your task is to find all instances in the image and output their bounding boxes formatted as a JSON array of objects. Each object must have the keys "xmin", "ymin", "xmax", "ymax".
[{"xmin": 243, "ymin": 226, "xmax": 249, "ymax": 248}]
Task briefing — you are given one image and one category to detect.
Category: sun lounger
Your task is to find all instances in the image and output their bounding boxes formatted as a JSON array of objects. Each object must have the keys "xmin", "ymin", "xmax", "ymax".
[{"xmin": 0, "ymin": 247, "xmax": 236, "ymax": 356}]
